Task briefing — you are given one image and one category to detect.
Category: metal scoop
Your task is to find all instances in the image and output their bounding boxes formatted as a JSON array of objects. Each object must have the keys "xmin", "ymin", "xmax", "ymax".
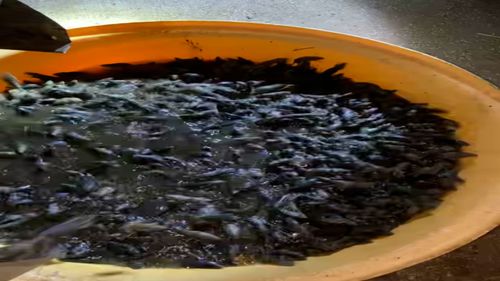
[{"xmin": 0, "ymin": 0, "xmax": 71, "ymax": 53}]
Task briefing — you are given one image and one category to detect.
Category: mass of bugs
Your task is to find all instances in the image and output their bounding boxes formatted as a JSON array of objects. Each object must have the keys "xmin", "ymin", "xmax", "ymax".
[{"xmin": 0, "ymin": 57, "xmax": 473, "ymax": 268}]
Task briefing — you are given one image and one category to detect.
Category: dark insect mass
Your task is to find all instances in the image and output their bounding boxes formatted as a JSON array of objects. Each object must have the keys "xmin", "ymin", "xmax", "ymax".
[{"xmin": 0, "ymin": 57, "xmax": 472, "ymax": 269}]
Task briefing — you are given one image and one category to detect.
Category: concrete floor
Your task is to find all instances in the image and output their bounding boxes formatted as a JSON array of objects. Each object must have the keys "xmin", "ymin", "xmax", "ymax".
[{"xmin": 19, "ymin": 0, "xmax": 500, "ymax": 280}]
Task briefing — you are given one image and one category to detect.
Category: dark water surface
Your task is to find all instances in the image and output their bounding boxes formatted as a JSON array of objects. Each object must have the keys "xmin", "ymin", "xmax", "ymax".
[{"xmin": 0, "ymin": 58, "xmax": 470, "ymax": 269}]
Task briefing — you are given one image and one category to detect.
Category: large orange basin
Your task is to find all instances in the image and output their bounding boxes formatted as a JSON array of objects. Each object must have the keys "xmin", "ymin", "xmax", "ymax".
[{"xmin": 0, "ymin": 21, "xmax": 499, "ymax": 281}]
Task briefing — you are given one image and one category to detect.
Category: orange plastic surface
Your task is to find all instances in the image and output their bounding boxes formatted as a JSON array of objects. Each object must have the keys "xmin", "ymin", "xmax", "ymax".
[{"xmin": 0, "ymin": 21, "xmax": 498, "ymax": 281}]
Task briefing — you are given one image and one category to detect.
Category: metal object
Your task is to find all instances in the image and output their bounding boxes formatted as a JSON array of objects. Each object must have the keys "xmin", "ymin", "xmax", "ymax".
[{"xmin": 0, "ymin": 0, "xmax": 70, "ymax": 53}]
